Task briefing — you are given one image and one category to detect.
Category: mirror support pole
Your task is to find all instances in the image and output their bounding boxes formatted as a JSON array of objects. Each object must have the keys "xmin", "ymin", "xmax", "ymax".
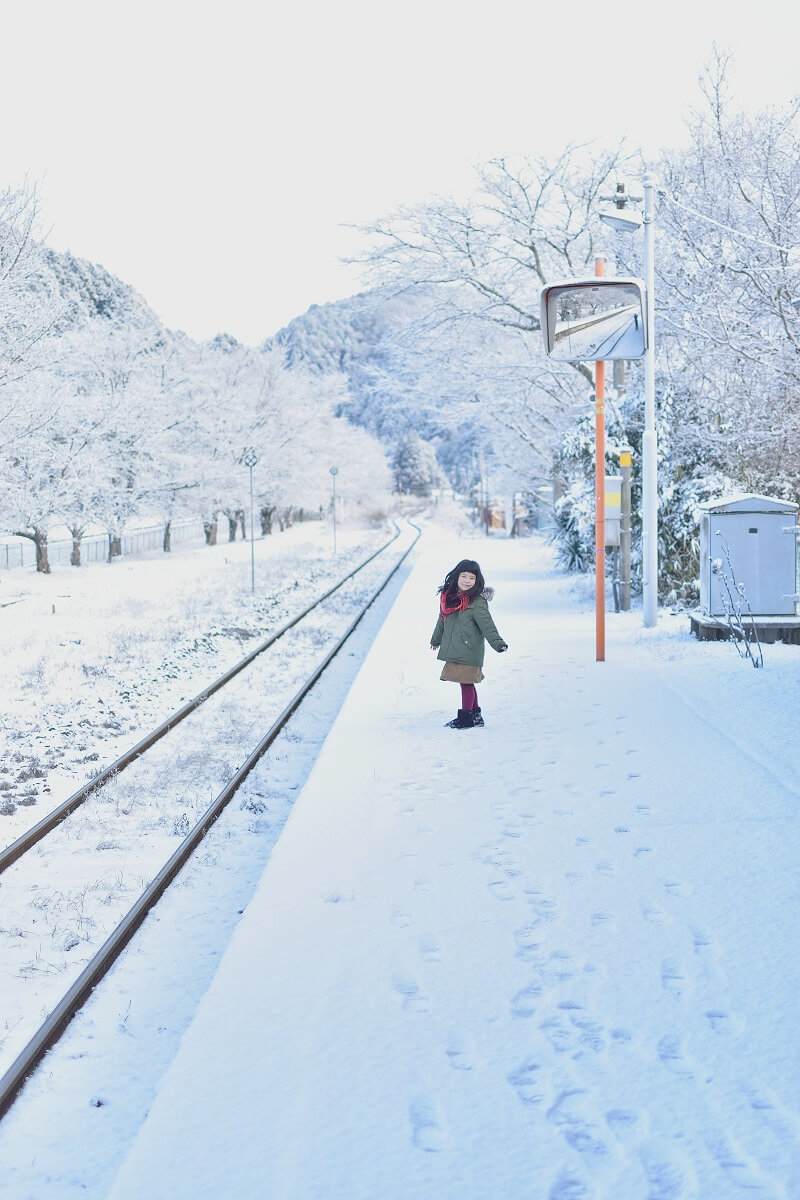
[{"xmin": 642, "ymin": 178, "xmax": 658, "ymax": 627}]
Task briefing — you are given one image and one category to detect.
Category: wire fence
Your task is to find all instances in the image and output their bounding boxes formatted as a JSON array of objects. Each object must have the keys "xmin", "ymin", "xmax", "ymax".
[{"xmin": 0, "ymin": 519, "xmax": 206, "ymax": 571}]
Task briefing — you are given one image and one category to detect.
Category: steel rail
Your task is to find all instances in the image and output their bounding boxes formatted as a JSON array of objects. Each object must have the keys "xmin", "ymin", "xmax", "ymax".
[
  {"xmin": 0, "ymin": 521, "xmax": 420, "ymax": 1121},
  {"xmin": 0, "ymin": 523, "xmax": 404, "ymax": 877}
]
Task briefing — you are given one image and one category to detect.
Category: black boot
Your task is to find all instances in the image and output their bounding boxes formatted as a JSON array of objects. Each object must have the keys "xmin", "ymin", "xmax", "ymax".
[
  {"xmin": 471, "ymin": 707, "xmax": 484, "ymax": 728},
  {"xmin": 445, "ymin": 709, "xmax": 471, "ymax": 728}
]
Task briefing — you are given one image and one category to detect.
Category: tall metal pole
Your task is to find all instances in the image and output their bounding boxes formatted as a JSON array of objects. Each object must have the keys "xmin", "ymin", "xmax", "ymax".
[
  {"xmin": 594, "ymin": 255, "xmax": 606, "ymax": 662},
  {"xmin": 249, "ymin": 463, "xmax": 255, "ymax": 594},
  {"xmin": 330, "ymin": 466, "xmax": 338, "ymax": 555},
  {"xmin": 642, "ymin": 178, "xmax": 658, "ymax": 627},
  {"xmin": 243, "ymin": 449, "xmax": 258, "ymax": 595}
]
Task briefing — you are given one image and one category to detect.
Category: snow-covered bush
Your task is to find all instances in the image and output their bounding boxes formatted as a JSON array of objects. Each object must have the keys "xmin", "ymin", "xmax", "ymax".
[{"xmin": 549, "ymin": 490, "xmax": 593, "ymax": 574}]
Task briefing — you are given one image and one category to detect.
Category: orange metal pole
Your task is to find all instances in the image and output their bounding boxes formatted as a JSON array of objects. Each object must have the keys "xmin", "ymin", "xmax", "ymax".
[{"xmin": 595, "ymin": 256, "xmax": 606, "ymax": 662}]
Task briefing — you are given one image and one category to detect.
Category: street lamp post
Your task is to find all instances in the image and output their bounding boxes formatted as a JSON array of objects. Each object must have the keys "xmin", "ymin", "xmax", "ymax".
[
  {"xmin": 243, "ymin": 448, "xmax": 258, "ymax": 594},
  {"xmin": 598, "ymin": 177, "xmax": 658, "ymax": 627},
  {"xmin": 330, "ymin": 467, "xmax": 338, "ymax": 554},
  {"xmin": 641, "ymin": 179, "xmax": 658, "ymax": 627}
]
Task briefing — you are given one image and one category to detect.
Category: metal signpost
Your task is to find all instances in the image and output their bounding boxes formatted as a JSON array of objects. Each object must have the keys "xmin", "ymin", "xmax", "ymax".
[
  {"xmin": 243, "ymin": 448, "xmax": 258, "ymax": 594},
  {"xmin": 330, "ymin": 467, "xmax": 338, "ymax": 554}
]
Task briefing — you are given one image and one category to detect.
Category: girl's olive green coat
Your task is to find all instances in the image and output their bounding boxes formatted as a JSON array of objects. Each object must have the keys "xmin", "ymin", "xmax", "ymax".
[{"xmin": 430, "ymin": 594, "xmax": 506, "ymax": 667}]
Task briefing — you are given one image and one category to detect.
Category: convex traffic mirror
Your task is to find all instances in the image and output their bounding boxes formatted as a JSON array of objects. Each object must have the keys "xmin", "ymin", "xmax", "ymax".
[{"xmin": 540, "ymin": 277, "xmax": 647, "ymax": 361}]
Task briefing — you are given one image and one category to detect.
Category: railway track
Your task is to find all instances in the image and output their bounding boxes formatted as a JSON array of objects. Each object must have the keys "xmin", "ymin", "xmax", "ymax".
[{"xmin": 0, "ymin": 519, "xmax": 420, "ymax": 1120}]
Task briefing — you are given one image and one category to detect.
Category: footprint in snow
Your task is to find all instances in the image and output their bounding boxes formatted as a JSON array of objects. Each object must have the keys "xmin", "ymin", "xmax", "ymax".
[
  {"xmin": 704, "ymin": 1009, "xmax": 743, "ymax": 1035},
  {"xmin": 409, "ymin": 1098, "xmax": 446, "ymax": 1152},
  {"xmin": 511, "ymin": 982, "xmax": 542, "ymax": 1019},
  {"xmin": 743, "ymin": 1079, "xmax": 800, "ymax": 1145},
  {"xmin": 591, "ymin": 911, "xmax": 615, "ymax": 930},
  {"xmin": 542, "ymin": 1017, "xmax": 604, "ymax": 1056},
  {"xmin": 547, "ymin": 1171, "xmax": 590, "ymax": 1200},
  {"xmin": 488, "ymin": 879, "xmax": 515, "ymax": 901},
  {"xmin": 661, "ymin": 959, "xmax": 689, "ymax": 998},
  {"xmin": 418, "ymin": 937, "xmax": 442, "ymax": 964},
  {"xmin": 605, "ymin": 1109, "xmax": 642, "ymax": 1143},
  {"xmin": 391, "ymin": 908, "xmax": 414, "ymax": 929},
  {"xmin": 691, "ymin": 926, "xmax": 714, "ymax": 953},
  {"xmin": 392, "ymin": 975, "xmax": 430, "ymax": 1013},
  {"xmin": 706, "ymin": 1132, "xmax": 780, "ymax": 1194},
  {"xmin": 640, "ymin": 1150, "xmax": 696, "ymax": 1200},
  {"xmin": 507, "ymin": 1057, "xmax": 545, "ymax": 1106},
  {"xmin": 476, "ymin": 843, "xmax": 517, "ymax": 869},
  {"xmin": 663, "ymin": 879, "xmax": 694, "ymax": 898},
  {"xmin": 524, "ymin": 892, "xmax": 558, "ymax": 922},
  {"xmin": 546, "ymin": 1089, "xmax": 609, "ymax": 1156},
  {"xmin": 514, "ymin": 924, "xmax": 543, "ymax": 961},
  {"xmin": 657, "ymin": 1034, "xmax": 697, "ymax": 1079},
  {"xmin": 642, "ymin": 906, "xmax": 668, "ymax": 925},
  {"xmin": 446, "ymin": 1034, "xmax": 478, "ymax": 1071}
]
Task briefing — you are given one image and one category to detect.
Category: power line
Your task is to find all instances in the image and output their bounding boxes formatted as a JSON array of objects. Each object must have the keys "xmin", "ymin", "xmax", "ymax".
[{"xmin": 658, "ymin": 189, "xmax": 798, "ymax": 256}]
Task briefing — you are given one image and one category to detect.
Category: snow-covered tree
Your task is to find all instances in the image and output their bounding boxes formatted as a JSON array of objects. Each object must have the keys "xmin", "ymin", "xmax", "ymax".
[
  {"xmin": 655, "ymin": 49, "xmax": 800, "ymax": 498},
  {"xmin": 393, "ymin": 431, "xmax": 442, "ymax": 496}
]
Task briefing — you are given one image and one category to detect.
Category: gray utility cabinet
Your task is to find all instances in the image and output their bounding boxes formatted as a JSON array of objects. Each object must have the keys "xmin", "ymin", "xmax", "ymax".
[{"xmin": 699, "ymin": 494, "xmax": 798, "ymax": 617}]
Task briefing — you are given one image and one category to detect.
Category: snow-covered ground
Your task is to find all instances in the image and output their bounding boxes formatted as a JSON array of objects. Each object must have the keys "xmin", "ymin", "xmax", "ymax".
[
  {"xmin": 2, "ymin": 514, "xmax": 800, "ymax": 1198},
  {"xmin": 0, "ymin": 516, "xmax": 389, "ymax": 844},
  {"xmin": 0, "ymin": 516, "xmax": 417, "ymax": 1092}
]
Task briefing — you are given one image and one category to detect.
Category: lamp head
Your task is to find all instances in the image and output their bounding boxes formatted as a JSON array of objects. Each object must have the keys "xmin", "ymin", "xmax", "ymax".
[{"xmin": 598, "ymin": 207, "xmax": 643, "ymax": 233}]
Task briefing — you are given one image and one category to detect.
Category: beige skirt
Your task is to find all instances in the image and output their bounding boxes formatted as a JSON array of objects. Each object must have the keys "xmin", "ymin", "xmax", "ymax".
[{"xmin": 440, "ymin": 662, "xmax": 484, "ymax": 684}]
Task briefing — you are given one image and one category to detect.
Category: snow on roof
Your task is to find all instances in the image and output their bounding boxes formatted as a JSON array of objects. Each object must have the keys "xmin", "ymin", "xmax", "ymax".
[{"xmin": 699, "ymin": 493, "xmax": 798, "ymax": 513}]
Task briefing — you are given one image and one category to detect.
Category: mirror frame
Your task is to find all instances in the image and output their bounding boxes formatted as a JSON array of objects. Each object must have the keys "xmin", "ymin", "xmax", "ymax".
[{"xmin": 540, "ymin": 277, "xmax": 648, "ymax": 361}]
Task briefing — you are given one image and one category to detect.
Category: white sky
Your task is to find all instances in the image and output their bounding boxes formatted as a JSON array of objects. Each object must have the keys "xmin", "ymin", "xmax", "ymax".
[{"xmin": 2, "ymin": 0, "xmax": 797, "ymax": 344}]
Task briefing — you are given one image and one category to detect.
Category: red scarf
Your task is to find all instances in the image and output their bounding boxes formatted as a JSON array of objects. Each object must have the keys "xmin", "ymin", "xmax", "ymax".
[{"xmin": 440, "ymin": 591, "xmax": 471, "ymax": 616}]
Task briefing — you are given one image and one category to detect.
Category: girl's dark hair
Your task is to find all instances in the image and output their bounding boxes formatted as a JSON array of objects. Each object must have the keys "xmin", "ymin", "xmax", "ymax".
[{"xmin": 437, "ymin": 559, "xmax": 485, "ymax": 603}]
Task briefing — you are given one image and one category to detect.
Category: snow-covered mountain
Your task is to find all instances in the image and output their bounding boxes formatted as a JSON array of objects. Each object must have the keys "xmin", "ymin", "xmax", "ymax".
[
  {"xmin": 40, "ymin": 247, "xmax": 163, "ymax": 333},
  {"xmin": 263, "ymin": 286, "xmax": 489, "ymax": 478}
]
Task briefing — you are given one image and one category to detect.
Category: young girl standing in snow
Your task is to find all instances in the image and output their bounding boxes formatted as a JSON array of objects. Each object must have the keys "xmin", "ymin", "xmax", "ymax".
[{"xmin": 430, "ymin": 559, "xmax": 508, "ymax": 729}]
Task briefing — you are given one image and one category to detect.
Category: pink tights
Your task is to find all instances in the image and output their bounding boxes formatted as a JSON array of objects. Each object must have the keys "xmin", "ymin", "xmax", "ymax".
[{"xmin": 460, "ymin": 683, "xmax": 478, "ymax": 710}]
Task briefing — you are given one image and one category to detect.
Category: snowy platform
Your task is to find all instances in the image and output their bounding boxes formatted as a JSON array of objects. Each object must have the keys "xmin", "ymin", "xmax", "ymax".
[
  {"xmin": 690, "ymin": 609, "xmax": 800, "ymax": 644},
  {"xmin": 109, "ymin": 532, "xmax": 800, "ymax": 1200}
]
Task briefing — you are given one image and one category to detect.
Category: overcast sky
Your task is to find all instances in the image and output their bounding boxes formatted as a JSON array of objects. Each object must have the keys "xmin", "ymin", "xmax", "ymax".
[{"xmin": 3, "ymin": 0, "xmax": 797, "ymax": 345}]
